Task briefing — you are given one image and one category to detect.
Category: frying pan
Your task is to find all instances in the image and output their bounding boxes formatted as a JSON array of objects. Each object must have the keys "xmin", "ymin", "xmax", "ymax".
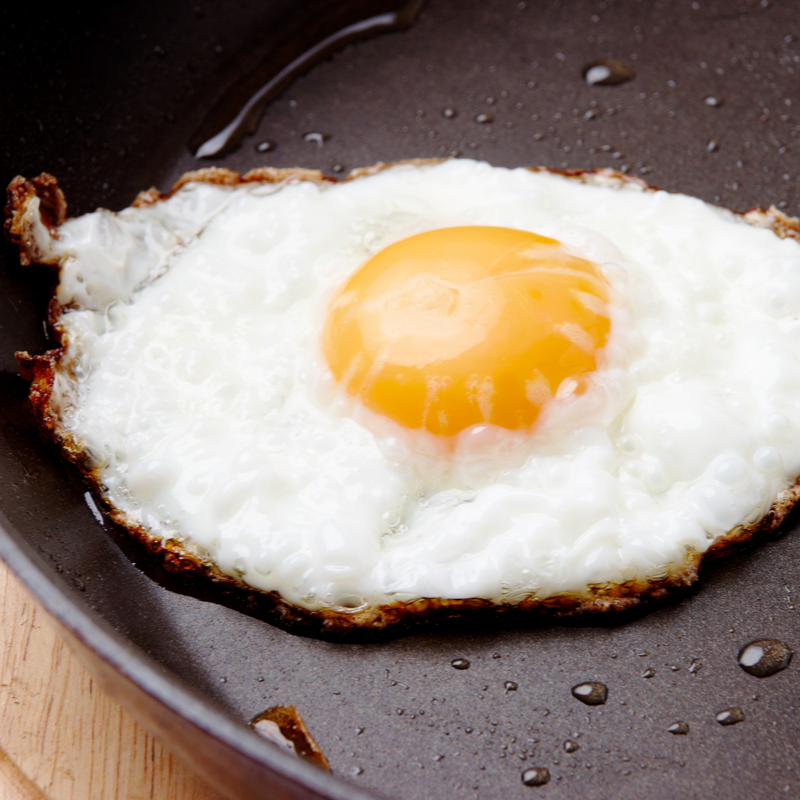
[{"xmin": 2, "ymin": 1, "xmax": 799, "ymax": 798}]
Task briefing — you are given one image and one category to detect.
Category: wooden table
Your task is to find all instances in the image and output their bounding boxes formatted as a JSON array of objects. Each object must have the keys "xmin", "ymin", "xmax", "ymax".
[{"xmin": 0, "ymin": 559, "xmax": 229, "ymax": 800}]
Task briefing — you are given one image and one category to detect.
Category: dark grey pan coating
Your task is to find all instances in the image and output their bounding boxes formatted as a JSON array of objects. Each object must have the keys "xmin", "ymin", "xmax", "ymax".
[{"xmin": 1, "ymin": 2, "xmax": 798, "ymax": 798}]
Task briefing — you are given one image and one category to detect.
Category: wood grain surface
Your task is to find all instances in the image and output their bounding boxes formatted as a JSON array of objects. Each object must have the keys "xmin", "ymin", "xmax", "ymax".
[{"xmin": 0, "ymin": 559, "xmax": 229, "ymax": 800}]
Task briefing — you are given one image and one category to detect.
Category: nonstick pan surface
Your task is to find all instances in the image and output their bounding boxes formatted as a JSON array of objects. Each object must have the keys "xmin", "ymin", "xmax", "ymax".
[{"xmin": 2, "ymin": 1, "xmax": 799, "ymax": 798}]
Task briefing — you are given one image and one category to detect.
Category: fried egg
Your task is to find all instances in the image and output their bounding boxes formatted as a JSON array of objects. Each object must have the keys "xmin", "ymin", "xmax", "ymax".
[{"xmin": 8, "ymin": 159, "xmax": 800, "ymax": 631}]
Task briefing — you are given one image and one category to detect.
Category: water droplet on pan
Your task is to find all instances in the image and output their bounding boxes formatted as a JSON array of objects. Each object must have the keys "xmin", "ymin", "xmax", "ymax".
[
  {"xmin": 571, "ymin": 682, "xmax": 608, "ymax": 705},
  {"xmin": 451, "ymin": 658, "xmax": 471, "ymax": 670},
  {"xmin": 643, "ymin": 668, "xmax": 656, "ymax": 679},
  {"xmin": 475, "ymin": 113, "xmax": 494, "ymax": 124},
  {"xmin": 256, "ymin": 140, "xmax": 275, "ymax": 152},
  {"xmin": 738, "ymin": 640, "xmax": 793, "ymax": 678},
  {"xmin": 668, "ymin": 721, "xmax": 690, "ymax": 735},
  {"xmin": 504, "ymin": 681, "xmax": 519, "ymax": 693},
  {"xmin": 583, "ymin": 60, "xmax": 635, "ymax": 86},
  {"xmin": 716, "ymin": 707, "xmax": 745, "ymax": 726},
  {"xmin": 564, "ymin": 739, "xmax": 580, "ymax": 753},
  {"xmin": 303, "ymin": 131, "xmax": 330, "ymax": 147},
  {"xmin": 689, "ymin": 659, "xmax": 703, "ymax": 675},
  {"xmin": 442, "ymin": 107, "xmax": 458, "ymax": 118},
  {"xmin": 704, "ymin": 96, "xmax": 723, "ymax": 107},
  {"xmin": 521, "ymin": 767, "xmax": 551, "ymax": 786}
]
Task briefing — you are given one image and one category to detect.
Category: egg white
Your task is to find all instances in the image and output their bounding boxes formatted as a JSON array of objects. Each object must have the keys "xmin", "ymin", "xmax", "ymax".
[{"xmin": 41, "ymin": 160, "xmax": 800, "ymax": 612}]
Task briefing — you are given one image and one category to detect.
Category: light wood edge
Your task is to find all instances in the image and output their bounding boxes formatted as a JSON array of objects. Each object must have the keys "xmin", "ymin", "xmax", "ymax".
[{"xmin": 0, "ymin": 743, "xmax": 51, "ymax": 800}]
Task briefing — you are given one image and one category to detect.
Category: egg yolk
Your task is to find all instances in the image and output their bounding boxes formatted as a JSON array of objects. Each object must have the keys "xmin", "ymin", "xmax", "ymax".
[{"xmin": 322, "ymin": 226, "xmax": 611, "ymax": 437}]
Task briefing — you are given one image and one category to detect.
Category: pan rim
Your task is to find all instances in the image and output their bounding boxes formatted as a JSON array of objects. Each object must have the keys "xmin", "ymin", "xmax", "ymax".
[{"xmin": 0, "ymin": 508, "xmax": 382, "ymax": 800}]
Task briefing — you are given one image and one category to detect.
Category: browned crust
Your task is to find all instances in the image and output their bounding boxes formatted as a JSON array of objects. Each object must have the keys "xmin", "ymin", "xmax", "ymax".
[
  {"xmin": 6, "ymin": 163, "xmax": 800, "ymax": 639},
  {"xmin": 4, "ymin": 173, "xmax": 66, "ymax": 265},
  {"xmin": 131, "ymin": 166, "xmax": 330, "ymax": 207},
  {"xmin": 742, "ymin": 205, "xmax": 800, "ymax": 242},
  {"xmin": 15, "ymin": 350, "xmax": 62, "ymax": 424},
  {"xmin": 250, "ymin": 706, "xmax": 330, "ymax": 770}
]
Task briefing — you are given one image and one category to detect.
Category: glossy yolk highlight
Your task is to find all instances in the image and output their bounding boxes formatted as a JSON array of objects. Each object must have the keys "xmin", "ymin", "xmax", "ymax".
[{"xmin": 322, "ymin": 226, "xmax": 611, "ymax": 437}]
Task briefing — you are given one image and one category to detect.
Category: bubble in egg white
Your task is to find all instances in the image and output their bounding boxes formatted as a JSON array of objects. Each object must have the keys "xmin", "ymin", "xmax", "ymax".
[{"xmin": 754, "ymin": 446, "xmax": 783, "ymax": 474}]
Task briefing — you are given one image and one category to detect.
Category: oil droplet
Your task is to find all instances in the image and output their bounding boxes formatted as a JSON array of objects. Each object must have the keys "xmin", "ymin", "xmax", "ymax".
[
  {"xmin": 303, "ymin": 131, "xmax": 330, "ymax": 147},
  {"xmin": 442, "ymin": 107, "xmax": 458, "ymax": 118},
  {"xmin": 704, "ymin": 96, "xmax": 723, "ymax": 107},
  {"xmin": 716, "ymin": 707, "xmax": 745, "ymax": 726},
  {"xmin": 668, "ymin": 721, "xmax": 690, "ymax": 735},
  {"xmin": 475, "ymin": 113, "xmax": 494, "ymax": 124},
  {"xmin": 707, "ymin": 139, "xmax": 719, "ymax": 152},
  {"xmin": 571, "ymin": 682, "xmax": 608, "ymax": 705},
  {"xmin": 250, "ymin": 706, "xmax": 331, "ymax": 769},
  {"xmin": 504, "ymin": 681, "xmax": 519, "ymax": 694},
  {"xmin": 738, "ymin": 639, "xmax": 793, "ymax": 678},
  {"xmin": 348, "ymin": 766, "xmax": 364, "ymax": 777},
  {"xmin": 255, "ymin": 140, "xmax": 275, "ymax": 152},
  {"xmin": 564, "ymin": 740, "xmax": 580, "ymax": 753},
  {"xmin": 521, "ymin": 767, "xmax": 551, "ymax": 787},
  {"xmin": 332, "ymin": 164, "xmax": 345, "ymax": 174},
  {"xmin": 582, "ymin": 60, "xmax": 635, "ymax": 86},
  {"xmin": 451, "ymin": 658, "xmax": 471, "ymax": 670},
  {"xmin": 191, "ymin": 2, "xmax": 424, "ymax": 158},
  {"xmin": 688, "ymin": 659, "xmax": 703, "ymax": 675},
  {"xmin": 643, "ymin": 668, "xmax": 656, "ymax": 679}
]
